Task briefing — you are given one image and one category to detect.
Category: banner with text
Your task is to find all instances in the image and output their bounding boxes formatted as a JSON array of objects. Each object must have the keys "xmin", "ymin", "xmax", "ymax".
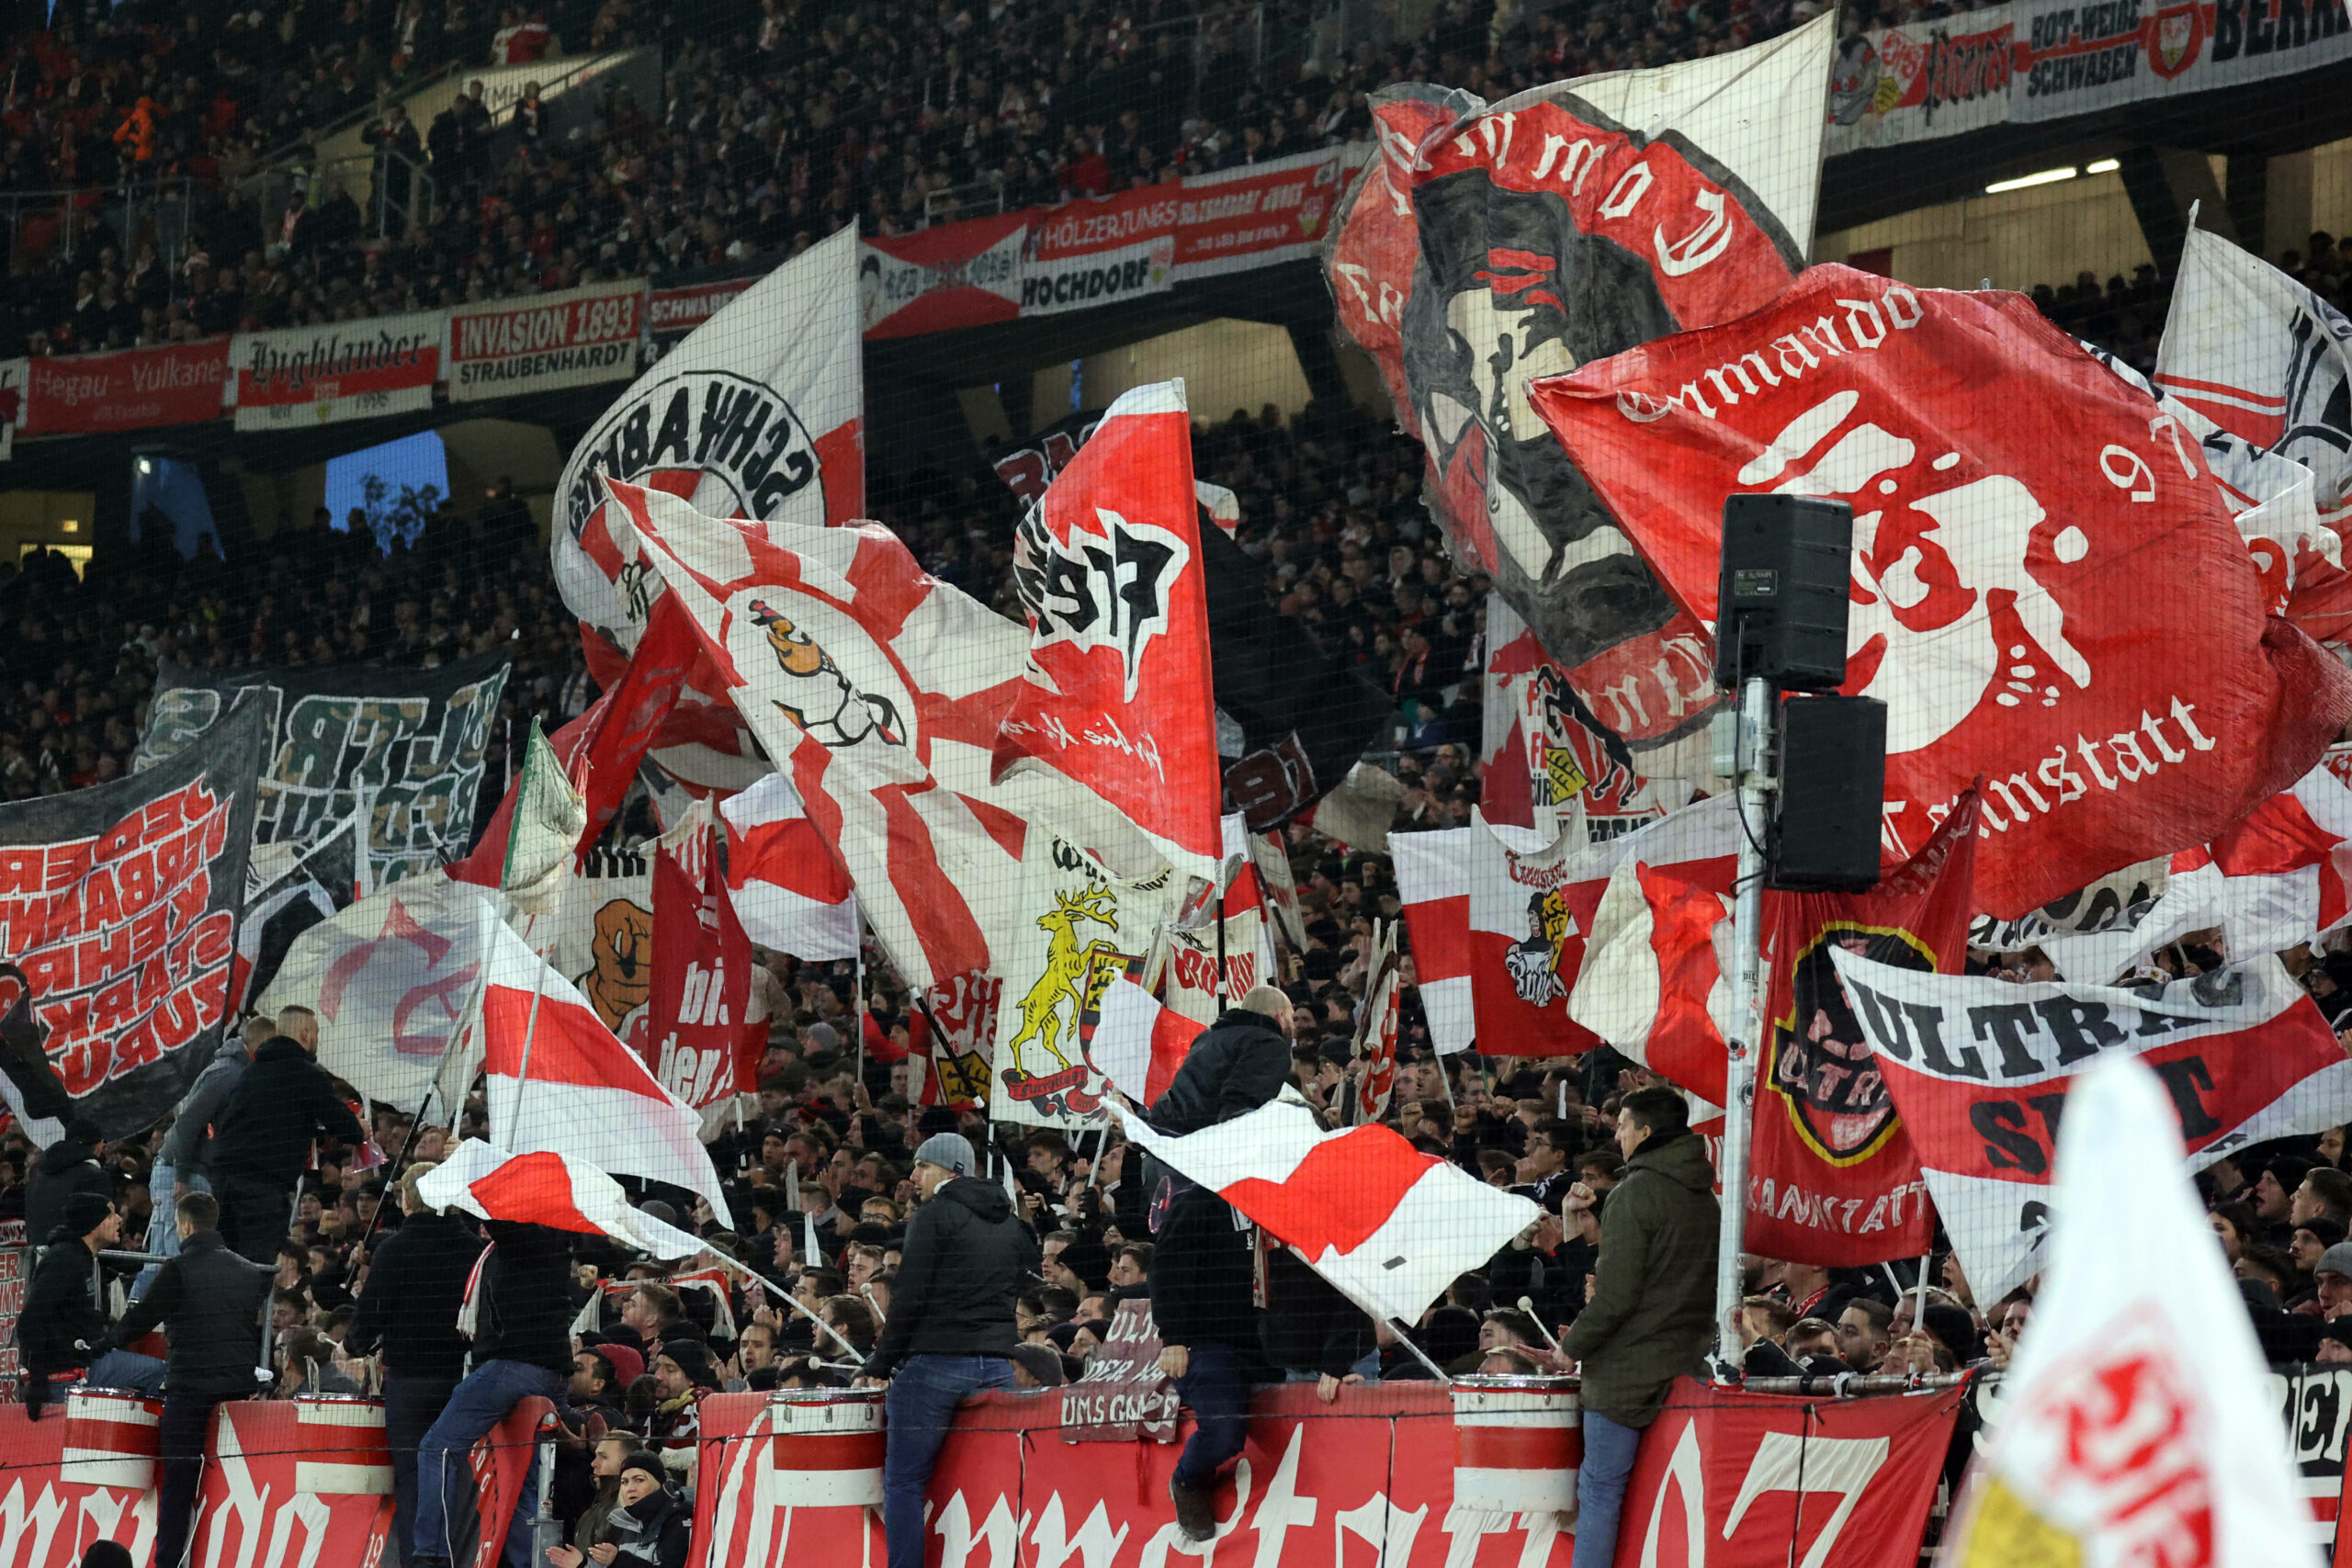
[
  {"xmin": 231, "ymin": 311, "xmax": 445, "ymax": 431},
  {"xmin": 24, "ymin": 339, "xmax": 230, "ymax": 435},
  {"xmin": 447, "ymin": 277, "xmax": 644, "ymax": 401}
]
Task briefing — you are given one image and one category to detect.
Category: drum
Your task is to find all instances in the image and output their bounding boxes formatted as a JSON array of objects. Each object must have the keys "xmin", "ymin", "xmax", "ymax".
[
  {"xmin": 1449, "ymin": 1374, "xmax": 1582, "ymax": 1517},
  {"xmin": 61, "ymin": 1387, "xmax": 162, "ymax": 1491},
  {"xmin": 764, "ymin": 1385, "xmax": 888, "ymax": 1509},
  {"xmin": 293, "ymin": 1396, "xmax": 393, "ymax": 1495}
]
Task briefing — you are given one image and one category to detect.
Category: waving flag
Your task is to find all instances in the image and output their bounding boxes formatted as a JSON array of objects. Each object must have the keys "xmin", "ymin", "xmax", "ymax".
[
  {"xmin": 1834, "ymin": 951, "xmax": 2352, "ymax": 1305},
  {"xmin": 1531, "ymin": 265, "xmax": 2352, "ymax": 917},
  {"xmin": 643, "ymin": 797, "xmax": 762, "ymax": 1111},
  {"xmin": 998, "ymin": 380, "xmax": 1222, "ymax": 885},
  {"xmin": 1393, "ymin": 829, "xmax": 1476, "ymax": 1055},
  {"xmin": 479, "ymin": 913, "xmax": 730, "ymax": 1217},
  {"xmin": 718, "ymin": 773, "xmax": 858, "ymax": 961},
  {"xmin": 1940, "ymin": 1058, "xmax": 2312, "ymax": 1567},
  {"xmin": 2045, "ymin": 762, "xmax": 2352, "ymax": 983},
  {"xmin": 259, "ymin": 872, "xmax": 493, "ymax": 1114},
  {"xmin": 1324, "ymin": 20, "xmax": 1832, "ymax": 779},
  {"xmin": 610, "ymin": 479, "xmax": 1160, "ymax": 994},
  {"xmin": 1113, "ymin": 1095, "xmax": 1537, "ymax": 1325},
  {"xmin": 419, "ymin": 1138, "xmax": 707, "ymax": 1260},
  {"xmin": 1080, "ymin": 974, "xmax": 1204, "ymax": 1105},
  {"xmin": 500, "ymin": 722, "xmax": 587, "ymax": 918}
]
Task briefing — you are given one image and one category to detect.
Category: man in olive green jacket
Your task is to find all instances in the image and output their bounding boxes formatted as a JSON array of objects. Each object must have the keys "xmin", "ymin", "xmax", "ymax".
[{"xmin": 1560, "ymin": 1088, "xmax": 1720, "ymax": 1568}]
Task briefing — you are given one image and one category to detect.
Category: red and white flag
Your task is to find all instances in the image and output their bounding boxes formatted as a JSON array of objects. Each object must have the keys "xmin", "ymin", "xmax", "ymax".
[
  {"xmin": 609, "ymin": 479, "xmax": 1161, "ymax": 994},
  {"xmin": 1081, "ymin": 975, "xmax": 1203, "ymax": 1105},
  {"xmin": 1351, "ymin": 922, "xmax": 1404, "ymax": 1124},
  {"xmin": 1391, "ymin": 829, "xmax": 1476, "ymax": 1055},
  {"xmin": 1112, "ymin": 1096, "xmax": 1538, "ymax": 1325},
  {"xmin": 1833, "ymin": 950, "xmax": 2352, "ymax": 1305},
  {"xmin": 418, "ymin": 1138, "xmax": 707, "ymax": 1260},
  {"xmin": 998, "ymin": 379, "xmax": 1222, "ymax": 886},
  {"xmin": 1939, "ymin": 1057, "xmax": 2313, "ymax": 1566},
  {"xmin": 1531, "ymin": 265, "xmax": 2352, "ymax": 917},
  {"xmin": 2158, "ymin": 226, "xmax": 2352, "ymax": 520},
  {"xmin": 718, "ymin": 773, "xmax": 859, "ymax": 962},
  {"xmin": 479, "ymin": 914, "xmax": 731, "ymax": 1218},
  {"xmin": 644, "ymin": 797, "xmax": 761, "ymax": 1111},
  {"xmin": 1568, "ymin": 796, "xmax": 1743, "ymax": 1101},
  {"xmin": 2045, "ymin": 761, "xmax": 2352, "ymax": 982},
  {"xmin": 553, "ymin": 225, "xmax": 865, "ymax": 651}
]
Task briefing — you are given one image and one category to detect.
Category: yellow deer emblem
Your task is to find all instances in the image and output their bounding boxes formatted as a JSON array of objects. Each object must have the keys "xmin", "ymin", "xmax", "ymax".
[{"xmin": 1003, "ymin": 886, "xmax": 1122, "ymax": 1077}]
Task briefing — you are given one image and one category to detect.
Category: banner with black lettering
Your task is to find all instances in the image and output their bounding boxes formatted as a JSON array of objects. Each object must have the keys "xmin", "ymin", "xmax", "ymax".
[
  {"xmin": 2011, "ymin": 0, "xmax": 2352, "ymax": 122},
  {"xmin": 0, "ymin": 693, "xmax": 266, "ymax": 1145},
  {"xmin": 133, "ymin": 652, "xmax": 510, "ymax": 892},
  {"xmin": 1828, "ymin": 950, "xmax": 2352, "ymax": 1303}
]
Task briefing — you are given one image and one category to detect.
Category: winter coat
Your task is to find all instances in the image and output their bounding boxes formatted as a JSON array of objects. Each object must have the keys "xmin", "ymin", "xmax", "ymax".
[
  {"xmin": 1261, "ymin": 1245, "xmax": 1371, "ymax": 1378},
  {"xmin": 209, "ymin": 1037, "xmax": 367, "ymax": 1188},
  {"xmin": 1150, "ymin": 1186, "xmax": 1257, "ymax": 1352},
  {"xmin": 18, "ymin": 1237, "xmax": 106, "ymax": 1383},
  {"xmin": 1145, "ymin": 1008, "xmax": 1291, "ymax": 1136},
  {"xmin": 25, "ymin": 1137, "xmax": 111, "ymax": 1245},
  {"xmin": 470, "ymin": 1220, "xmax": 575, "ymax": 1373},
  {"xmin": 345, "ymin": 1211, "xmax": 482, "ymax": 1380},
  {"xmin": 604, "ymin": 1483, "xmax": 693, "ymax": 1568},
  {"xmin": 1559, "ymin": 1128, "xmax": 1719, "ymax": 1427},
  {"xmin": 861, "ymin": 1177, "xmax": 1038, "ymax": 1378},
  {"xmin": 157, "ymin": 1042, "xmax": 251, "ymax": 1176},
  {"xmin": 111, "ymin": 1229, "xmax": 274, "ymax": 1400}
]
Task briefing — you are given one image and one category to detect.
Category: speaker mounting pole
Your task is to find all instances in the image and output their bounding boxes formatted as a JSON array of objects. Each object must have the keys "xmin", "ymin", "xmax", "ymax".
[{"xmin": 1713, "ymin": 672, "xmax": 1775, "ymax": 1377}]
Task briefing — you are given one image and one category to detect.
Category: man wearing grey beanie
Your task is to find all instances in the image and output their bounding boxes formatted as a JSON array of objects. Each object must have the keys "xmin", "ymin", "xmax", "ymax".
[{"xmin": 856, "ymin": 1131, "xmax": 1040, "ymax": 1568}]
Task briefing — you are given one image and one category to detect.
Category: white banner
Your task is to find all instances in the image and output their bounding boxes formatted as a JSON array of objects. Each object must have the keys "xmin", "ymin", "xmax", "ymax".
[
  {"xmin": 230, "ymin": 311, "xmax": 444, "ymax": 431},
  {"xmin": 447, "ymin": 278, "xmax": 644, "ymax": 402},
  {"xmin": 2011, "ymin": 0, "xmax": 2352, "ymax": 122},
  {"xmin": 1825, "ymin": 8, "xmax": 2016, "ymax": 152}
]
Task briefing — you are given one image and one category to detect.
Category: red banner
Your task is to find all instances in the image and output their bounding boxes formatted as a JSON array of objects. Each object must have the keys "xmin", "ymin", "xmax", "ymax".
[
  {"xmin": 24, "ymin": 340, "xmax": 230, "ymax": 434},
  {"xmin": 1745, "ymin": 793, "xmax": 1980, "ymax": 1267},
  {"xmin": 643, "ymin": 805, "xmax": 759, "ymax": 1109},
  {"xmin": 1169, "ymin": 146, "xmax": 1354, "ymax": 278},
  {"xmin": 1611, "ymin": 1377, "xmax": 1964, "ymax": 1568},
  {"xmin": 649, "ymin": 279, "xmax": 755, "ymax": 337},
  {"xmin": 862, "ymin": 213, "xmax": 1027, "ymax": 339},
  {"xmin": 1022, "ymin": 186, "xmax": 1179, "ymax": 315},
  {"xmin": 1531, "ymin": 265, "xmax": 2352, "ymax": 918}
]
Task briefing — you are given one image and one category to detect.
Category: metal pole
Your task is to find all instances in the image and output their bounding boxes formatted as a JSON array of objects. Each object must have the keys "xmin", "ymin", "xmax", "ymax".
[
  {"xmin": 1712, "ymin": 674, "xmax": 1774, "ymax": 1377},
  {"xmin": 1386, "ymin": 1318, "xmax": 1452, "ymax": 1382},
  {"xmin": 1916, "ymin": 1249, "xmax": 1933, "ymax": 1327}
]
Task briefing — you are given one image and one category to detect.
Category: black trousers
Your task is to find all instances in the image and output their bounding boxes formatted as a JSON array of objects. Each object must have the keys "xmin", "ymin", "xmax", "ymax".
[
  {"xmin": 219, "ymin": 1173, "xmax": 294, "ymax": 1263},
  {"xmin": 157, "ymin": 1393, "xmax": 231, "ymax": 1568},
  {"xmin": 384, "ymin": 1372, "xmax": 461, "ymax": 1566}
]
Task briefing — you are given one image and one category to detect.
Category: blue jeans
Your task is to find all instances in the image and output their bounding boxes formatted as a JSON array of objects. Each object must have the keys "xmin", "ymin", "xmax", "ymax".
[
  {"xmin": 413, "ymin": 1358, "xmax": 563, "ymax": 1566},
  {"xmin": 1172, "ymin": 1342, "xmax": 1248, "ymax": 1491},
  {"xmin": 883, "ymin": 1355, "xmax": 1014, "ymax": 1568},
  {"xmin": 41, "ymin": 1349, "xmax": 167, "ymax": 1403},
  {"xmin": 1571, "ymin": 1409, "xmax": 1645, "ymax": 1568},
  {"xmin": 135, "ymin": 1166, "xmax": 207, "ymax": 1300}
]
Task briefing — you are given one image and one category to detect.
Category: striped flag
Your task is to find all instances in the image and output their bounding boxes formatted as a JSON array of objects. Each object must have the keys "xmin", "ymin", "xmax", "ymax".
[
  {"xmin": 1083, "ymin": 976, "xmax": 1204, "ymax": 1105},
  {"xmin": 418, "ymin": 1137, "xmax": 707, "ymax": 1259},
  {"xmin": 719, "ymin": 773, "xmax": 859, "ymax": 961}
]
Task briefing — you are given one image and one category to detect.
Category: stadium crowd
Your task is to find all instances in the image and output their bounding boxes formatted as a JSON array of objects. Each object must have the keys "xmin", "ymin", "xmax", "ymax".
[{"xmin": 10, "ymin": 390, "xmax": 2352, "ymax": 1563}]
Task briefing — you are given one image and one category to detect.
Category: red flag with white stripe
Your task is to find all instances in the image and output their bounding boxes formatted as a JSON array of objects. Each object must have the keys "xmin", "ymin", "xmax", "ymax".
[
  {"xmin": 479, "ymin": 916, "xmax": 730, "ymax": 1217},
  {"xmin": 607, "ymin": 479, "xmax": 1161, "ymax": 995},
  {"xmin": 718, "ymin": 773, "xmax": 859, "ymax": 962},
  {"xmin": 1113, "ymin": 1096, "xmax": 1537, "ymax": 1325},
  {"xmin": 418, "ymin": 1137, "xmax": 707, "ymax": 1259},
  {"xmin": 1081, "ymin": 975, "xmax": 1204, "ymax": 1105}
]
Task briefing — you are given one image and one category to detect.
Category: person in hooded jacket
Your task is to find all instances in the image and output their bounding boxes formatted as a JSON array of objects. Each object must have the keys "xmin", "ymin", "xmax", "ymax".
[
  {"xmin": 1558, "ymin": 1088, "xmax": 1719, "ymax": 1568},
  {"xmin": 857, "ymin": 1132, "xmax": 1039, "ymax": 1568},
  {"xmin": 548, "ymin": 1450, "xmax": 689, "ymax": 1568},
  {"xmin": 18, "ymin": 1194, "xmax": 165, "ymax": 1412},
  {"xmin": 24, "ymin": 1118, "xmax": 112, "ymax": 1246},
  {"xmin": 209, "ymin": 1006, "xmax": 368, "ymax": 1261}
]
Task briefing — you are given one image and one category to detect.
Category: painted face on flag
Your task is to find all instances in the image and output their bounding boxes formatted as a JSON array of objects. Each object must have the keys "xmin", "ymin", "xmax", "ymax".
[{"xmin": 1769, "ymin": 925, "xmax": 1928, "ymax": 1163}]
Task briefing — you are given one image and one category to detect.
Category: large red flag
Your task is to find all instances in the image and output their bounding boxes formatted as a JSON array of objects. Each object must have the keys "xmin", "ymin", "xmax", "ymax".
[
  {"xmin": 1530, "ymin": 265, "xmax": 2352, "ymax": 917},
  {"xmin": 997, "ymin": 380, "xmax": 1222, "ymax": 886},
  {"xmin": 1744, "ymin": 790, "xmax": 1980, "ymax": 1267}
]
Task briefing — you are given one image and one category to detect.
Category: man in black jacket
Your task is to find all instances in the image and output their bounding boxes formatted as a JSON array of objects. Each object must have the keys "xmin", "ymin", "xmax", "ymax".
[
  {"xmin": 1145, "ymin": 986, "xmax": 1294, "ymax": 1136},
  {"xmin": 111, "ymin": 1190, "xmax": 274, "ymax": 1568},
  {"xmin": 859, "ymin": 1132, "xmax": 1038, "ymax": 1568},
  {"xmin": 18, "ymin": 1193, "xmax": 165, "ymax": 1412},
  {"xmin": 411, "ymin": 1218, "xmax": 575, "ymax": 1568},
  {"xmin": 345, "ymin": 1161, "xmax": 483, "ymax": 1562},
  {"xmin": 24, "ymin": 1118, "xmax": 113, "ymax": 1246},
  {"xmin": 209, "ymin": 1006, "xmax": 369, "ymax": 1260}
]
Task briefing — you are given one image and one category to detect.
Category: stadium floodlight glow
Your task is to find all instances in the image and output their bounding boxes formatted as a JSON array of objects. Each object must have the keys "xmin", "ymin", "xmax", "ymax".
[
  {"xmin": 1984, "ymin": 166, "xmax": 2078, "ymax": 194},
  {"xmin": 2086, "ymin": 157, "xmax": 2121, "ymax": 174}
]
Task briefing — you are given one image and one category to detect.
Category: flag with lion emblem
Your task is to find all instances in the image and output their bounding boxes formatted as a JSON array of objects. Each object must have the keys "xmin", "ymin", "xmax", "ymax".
[
  {"xmin": 605, "ymin": 479, "xmax": 1165, "ymax": 995},
  {"xmin": 990, "ymin": 832, "xmax": 1181, "ymax": 1128}
]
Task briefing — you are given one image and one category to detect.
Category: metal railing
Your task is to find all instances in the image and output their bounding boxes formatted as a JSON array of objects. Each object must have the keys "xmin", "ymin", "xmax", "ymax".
[
  {"xmin": 924, "ymin": 172, "xmax": 1008, "ymax": 223},
  {"xmin": 0, "ymin": 177, "xmax": 196, "ymax": 279}
]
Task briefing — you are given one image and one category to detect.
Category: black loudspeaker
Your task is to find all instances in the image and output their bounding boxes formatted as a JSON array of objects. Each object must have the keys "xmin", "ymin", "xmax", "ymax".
[
  {"xmin": 1714, "ymin": 495, "xmax": 1854, "ymax": 692},
  {"xmin": 1770, "ymin": 694, "xmax": 1886, "ymax": 892}
]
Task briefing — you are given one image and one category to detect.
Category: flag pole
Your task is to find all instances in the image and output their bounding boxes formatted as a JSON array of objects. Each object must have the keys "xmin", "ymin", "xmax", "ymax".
[
  {"xmin": 704, "ymin": 1247, "xmax": 865, "ymax": 1360},
  {"xmin": 360, "ymin": 916, "xmax": 496, "ymax": 1259},
  {"xmin": 1386, "ymin": 1317, "xmax": 1451, "ymax": 1382},
  {"xmin": 1712, "ymin": 673, "xmax": 1775, "ymax": 1379}
]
